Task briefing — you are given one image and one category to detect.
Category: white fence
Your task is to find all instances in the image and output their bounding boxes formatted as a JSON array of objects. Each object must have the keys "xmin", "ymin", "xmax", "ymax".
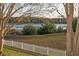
[{"xmin": 4, "ymin": 40, "xmax": 65, "ymax": 56}]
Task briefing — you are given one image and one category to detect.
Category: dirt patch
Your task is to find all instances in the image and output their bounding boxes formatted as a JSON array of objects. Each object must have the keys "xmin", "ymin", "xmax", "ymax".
[{"xmin": 5, "ymin": 33, "xmax": 66, "ymax": 50}]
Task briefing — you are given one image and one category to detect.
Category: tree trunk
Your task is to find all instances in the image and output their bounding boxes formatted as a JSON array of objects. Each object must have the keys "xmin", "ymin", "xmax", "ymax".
[
  {"xmin": 0, "ymin": 36, "xmax": 4, "ymax": 56},
  {"xmin": 66, "ymin": 3, "xmax": 74, "ymax": 56},
  {"xmin": 0, "ymin": 30, "xmax": 4, "ymax": 55},
  {"xmin": 73, "ymin": 3, "xmax": 79, "ymax": 56}
]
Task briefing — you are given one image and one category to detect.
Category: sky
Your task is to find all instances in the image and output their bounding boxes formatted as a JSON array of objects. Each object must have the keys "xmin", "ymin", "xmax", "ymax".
[
  {"xmin": 2, "ymin": 0, "xmax": 79, "ymax": 3},
  {"xmin": 2, "ymin": 0, "xmax": 71, "ymax": 3},
  {"xmin": 12, "ymin": 3, "xmax": 66, "ymax": 18},
  {"xmin": 3, "ymin": 3, "xmax": 78, "ymax": 18}
]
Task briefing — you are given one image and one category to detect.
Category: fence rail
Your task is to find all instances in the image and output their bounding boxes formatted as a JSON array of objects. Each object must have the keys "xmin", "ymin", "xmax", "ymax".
[{"xmin": 4, "ymin": 40, "xmax": 65, "ymax": 56}]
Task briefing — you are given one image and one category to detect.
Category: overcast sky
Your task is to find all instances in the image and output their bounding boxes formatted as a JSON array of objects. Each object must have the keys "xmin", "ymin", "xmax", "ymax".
[{"xmin": 12, "ymin": 3, "xmax": 78, "ymax": 18}]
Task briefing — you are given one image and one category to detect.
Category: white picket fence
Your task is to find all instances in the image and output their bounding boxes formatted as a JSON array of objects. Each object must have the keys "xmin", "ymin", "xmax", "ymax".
[{"xmin": 4, "ymin": 40, "xmax": 65, "ymax": 56}]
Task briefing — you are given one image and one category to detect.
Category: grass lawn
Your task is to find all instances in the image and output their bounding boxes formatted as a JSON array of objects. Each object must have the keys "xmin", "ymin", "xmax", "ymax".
[
  {"xmin": 3, "ymin": 46, "xmax": 32, "ymax": 56},
  {"xmin": 5, "ymin": 33, "xmax": 66, "ymax": 50}
]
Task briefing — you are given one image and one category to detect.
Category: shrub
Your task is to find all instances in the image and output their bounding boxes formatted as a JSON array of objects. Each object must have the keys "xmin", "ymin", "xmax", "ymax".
[
  {"xmin": 37, "ymin": 21, "xmax": 56, "ymax": 34},
  {"xmin": 22, "ymin": 24, "xmax": 37, "ymax": 35},
  {"xmin": 37, "ymin": 26, "xmax": 47, "ymax": 35},
  {"xmin": 56, "ymin": 27, "xmax": 63, "ymax": 33}
]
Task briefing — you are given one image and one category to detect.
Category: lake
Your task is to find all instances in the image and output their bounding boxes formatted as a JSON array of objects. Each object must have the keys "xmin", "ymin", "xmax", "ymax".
[{"xmin": 12, "ymin": 24, "xmax": 67, "ymax": 30}]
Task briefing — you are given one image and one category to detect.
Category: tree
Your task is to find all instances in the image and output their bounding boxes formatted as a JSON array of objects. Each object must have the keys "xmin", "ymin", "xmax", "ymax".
[
  {"xmin": 55, "ymin": 3, "xmax": 74, "ymax": 56},
  {"xmin": 55, "ymin": 3, "xmax": 79, "ymax": 56},
  {"xmin": 0, "ymin": 3, "xmax": 27, "ymax": 55},
  {"xmin": 0, "ymin": 3, "xmax": 57, "ymax": 55},
  {"xmin": 73, "ymin": 3, "xmax": 79, "ymax": 56},
  {"xmin": 0, "ymin": 3, "xmax": 42, "ymax": 55},
  {"xmin": 65, "ymin": 3, "xmax": 74, "ymax": 56}
]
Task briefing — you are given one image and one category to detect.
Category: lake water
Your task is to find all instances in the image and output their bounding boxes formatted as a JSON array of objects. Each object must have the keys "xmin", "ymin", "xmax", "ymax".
[{"xmin": 12, "ymin": 24, "xmax": 67, "ymax": 30}]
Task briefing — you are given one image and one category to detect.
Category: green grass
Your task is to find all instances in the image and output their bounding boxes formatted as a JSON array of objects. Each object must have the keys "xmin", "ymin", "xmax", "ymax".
[{"xmin": 3, "ymin": 46, "xmax": 32, "ymax": 56}]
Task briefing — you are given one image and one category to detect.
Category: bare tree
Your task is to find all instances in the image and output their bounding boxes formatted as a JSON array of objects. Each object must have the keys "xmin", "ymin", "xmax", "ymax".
[
  {"xmin": 0, "ymin": 3, "xmax": 58, "ymax": 56},
  {"xmin": 0, "ymin": 3, "xmax": 41, "ymax": 55},
  {"xmin": 55, "ymin": 3, "xmax": 79, "ymax": 56},
  {"xmin": 55, "ymin": 3, "xmax": 74, "ymax": 56},
  {"xmin": 0, "ymin": 3, "xmax": 26, "ymax": 55},
  {"xmin": 73, "ymin": 3, "xmax": 79, "ymax": 56},
  {"xmin": 65, "ymin": 3, "xmax": 74, "ymax": 56}
]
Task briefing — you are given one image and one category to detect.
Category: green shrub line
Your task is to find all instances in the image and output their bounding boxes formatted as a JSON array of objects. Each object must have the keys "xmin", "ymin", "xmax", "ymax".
[
  {"xmin": 9, "ymin": 21, "xmax": 67, "ymax": 35},
  {"xmin": 22, "ymin": 21, "xmax": 66, "ymax": 35}
]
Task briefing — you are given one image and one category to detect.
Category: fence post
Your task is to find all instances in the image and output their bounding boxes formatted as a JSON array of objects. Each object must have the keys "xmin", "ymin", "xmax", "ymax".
[
  {"xmin": 47, "ymin": 47, "xmax": 49, "ymax": 55},
  {"xmin": 65, "ymin": 50, "xmax": 66, "ymax": 56},
  {"xmin": 12, "ymin": 40, "xmax": 13, "ymax": 47},
  {"xmin": 21, "ymin": 42, "xmax": 23, "ymax": 49},
  {"xmin": 33, "ymin": 44, "xmax": 35, "ymax": 52}
]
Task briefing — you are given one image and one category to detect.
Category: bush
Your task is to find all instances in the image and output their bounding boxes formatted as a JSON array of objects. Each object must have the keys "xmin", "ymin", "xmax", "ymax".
[
  {"xmin": 56, "ymin": 27, "xmax": 63, "ymax": 33},
  {"xmin": 37, "ymin": 21, "xmax": 56, "ymax": 34},
  {"xmin": 22, "ymin": 24, "xmax": 37, "ymax": 35}
]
